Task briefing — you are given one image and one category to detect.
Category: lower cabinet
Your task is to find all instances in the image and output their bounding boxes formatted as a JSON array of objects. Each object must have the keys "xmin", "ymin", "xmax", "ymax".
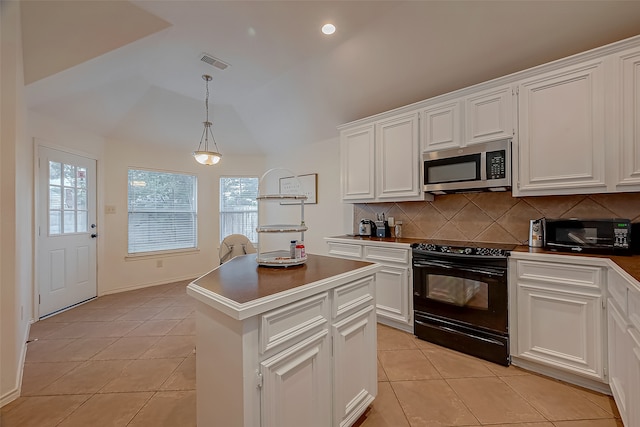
[
  {"xmin": 509, "ymin": 255, "xmax": 606, "ymax": 386},
  {"xmin": 192, "ymin": 272, "xmax": 378, "ymax": 427},
  {"xmin": 607, "ymin": 299, "xmax": 631, "ymax": 426},
  {"xmin": 332, "ymin": 305, "xmax": 377, "ymax": 427},
  {"xmin": 606, "ymin": 268, "xmax": 640, "ymax": 427},
  {"xmin": 260, "ymin": 330, "xmax": 332, "ymax": 427},
  {"xmin": 326, "ymin": 238, "xmax": 413, "ymax": 332}
]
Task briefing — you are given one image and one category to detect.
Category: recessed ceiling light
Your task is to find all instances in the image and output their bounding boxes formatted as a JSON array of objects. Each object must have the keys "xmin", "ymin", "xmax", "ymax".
[{"xmin": 321, "ymin": 23, "xmax": 336, "ymax": 35}]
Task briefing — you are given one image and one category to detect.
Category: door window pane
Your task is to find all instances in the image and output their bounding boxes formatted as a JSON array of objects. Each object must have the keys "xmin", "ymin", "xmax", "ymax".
[
  {"xmin": 50, "ymin": 162, "xmax": 61, "ymax": 185},
  {"xmin": 63, "ymin": 211, "xmax": 75, "ymax": 233},
  {"xmin": 49, "ymin": 160, "xmax": 90, "ymax": 236},
  {"xmin": 50, "ymin": 211, "xmax": 61, "ymax": 235}
]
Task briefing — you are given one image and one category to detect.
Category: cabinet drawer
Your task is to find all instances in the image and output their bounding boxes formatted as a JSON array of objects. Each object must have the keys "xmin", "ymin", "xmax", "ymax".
[
  {"xmin": 608, "ymin": 270, "xmax": 629, "ymax": 316},
  {"xmin": 327, "ymin": 242, "xmax": 363, "ymax": 260},
  {"xmin": 260, "ymin": 293, "xmax": 329, "ymax": 354},
  {"xmin": 629, "ymin": 285, "xmax": 640, "ymax": 331},
  {"xmin": 332, "ymin": 276, "xmax": 375, "ymax": 319},
  {"xmin": 364, "ymin": 246, "xmax": 410, "ymax": 265},
  {"xmin": 516, "ymin": 260, "xmax": 602, "ymax": 291}
]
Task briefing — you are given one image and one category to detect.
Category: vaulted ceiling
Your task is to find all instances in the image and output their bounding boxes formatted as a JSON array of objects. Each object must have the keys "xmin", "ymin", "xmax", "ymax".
[{"xmin": 21, "ymin": 1, "xmax": 640, "ymax": 156}]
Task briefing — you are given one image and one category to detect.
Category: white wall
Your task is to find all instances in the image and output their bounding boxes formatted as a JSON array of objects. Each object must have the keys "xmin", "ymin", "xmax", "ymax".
[
  {"xmin": 1, "ymin": 0, "xmax": 33, "ymax": 406},
  {"xmin": 100, "ymin": 138, "xmax": 266, "ymax": 294},
  {"xmin": 264, "ymin": 136, "xmax": 353, "ymax": 256}
]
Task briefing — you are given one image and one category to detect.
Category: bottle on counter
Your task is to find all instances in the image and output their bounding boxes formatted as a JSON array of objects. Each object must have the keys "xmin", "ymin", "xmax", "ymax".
[
  {"xmin": 290, "ymin": 240, "xmax": 297, "ymax": 258},
  {"xmin": 395, "ymin": 221, "xmax": 402, "ymax": 238},
  {"xmin": 295, "ymin": 242, "xmax": 305, "ymax": 259}
]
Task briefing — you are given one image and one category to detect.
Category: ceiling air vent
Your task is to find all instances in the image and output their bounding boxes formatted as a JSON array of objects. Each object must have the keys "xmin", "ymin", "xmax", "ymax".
[{"xmin": 199, "ymin": 53, "xmax": 230, "ymax": 71}]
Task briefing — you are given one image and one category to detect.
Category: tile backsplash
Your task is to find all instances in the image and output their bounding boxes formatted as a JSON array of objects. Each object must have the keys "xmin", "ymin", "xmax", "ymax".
[{"xmin": 354, "ymin": 192, "xmax": 640, "ymax": 244}]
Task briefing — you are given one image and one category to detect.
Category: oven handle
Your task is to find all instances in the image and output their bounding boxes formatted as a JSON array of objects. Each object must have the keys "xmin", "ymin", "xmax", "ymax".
[{"xmin": 412, "ymin": 259, "xmax": 506, "ymax": 277}]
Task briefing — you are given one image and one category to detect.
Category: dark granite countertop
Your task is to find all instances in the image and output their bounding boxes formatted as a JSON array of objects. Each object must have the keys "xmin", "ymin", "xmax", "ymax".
[{"xmin": 327, "ymin": 235, "xmax": 640, "ymax": 283}]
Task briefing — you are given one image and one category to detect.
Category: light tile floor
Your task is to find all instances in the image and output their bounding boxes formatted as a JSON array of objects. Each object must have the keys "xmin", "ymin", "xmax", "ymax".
[{"xmin": 1, "ymin": 280, "xmax": 623, "ymax": 427}]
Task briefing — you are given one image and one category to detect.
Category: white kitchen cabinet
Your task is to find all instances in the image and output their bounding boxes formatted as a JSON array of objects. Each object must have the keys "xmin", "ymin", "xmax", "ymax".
[
  {"xmin": 628, "ymin": 328, "xmax": 640, "ymax": 427},
  {"xmin": 606, "ymin": 268, "xmax": 640, "ymax": 427},
  {"xmin": 340, "ymin": 124, "xmax": 375, "ymax": 201},
  {"xmin": 326, "ymin": 238, "xmax": 413, "ymax": 333},
  {"xmin": 420, "ymin": 100, "xmax": 462, "ymax": 152},
  {"xmin": 509, "ymin": 255, "xmax": 606, "ymax": 384},
  {"xmin": 465, "ymin": 85, "xmax": 514, "ymax": 145},
  {"xmin": 332, "ymin": 304, "xmax": 377, "ymax": 427},
  {"xmin": 612, "ymin": 46, "xmax": 640, "ymax": 191},
  {"xmin": 188, "ymin": 255, "xmax": 380, "ymax": 427},
  {"xmin": 375, "ymin": 111, "xmax": 422, "ymax": 201},
  {"xmin": 607, "ymin": 299, "xmax": 631, "ymax": 426},
  {"xmin": 340, "ymin": 112, "xmax": 425, "ymax": 203},
  {"xmin": 514, "ymin": 59, "xmax": 607, "ymax": 196},
  {"xmin": 260, "ymin": 330, "xmax": 331, "ymax": 427}
]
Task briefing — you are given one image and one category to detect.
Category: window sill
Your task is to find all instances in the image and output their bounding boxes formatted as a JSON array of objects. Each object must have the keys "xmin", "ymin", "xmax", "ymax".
[{"xmin": 125, "ymin": 248, "xmax": 200, "ymax": 261}]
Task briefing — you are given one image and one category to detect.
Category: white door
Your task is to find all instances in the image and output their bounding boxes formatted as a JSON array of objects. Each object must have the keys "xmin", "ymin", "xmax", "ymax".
[{"xmin": 38, "ymin": 146, "xmax": 97, "ymax": 318}]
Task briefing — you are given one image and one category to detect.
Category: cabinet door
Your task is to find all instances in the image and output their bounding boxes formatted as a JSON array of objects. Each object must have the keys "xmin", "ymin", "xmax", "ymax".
[
  {"xmin": 607, "ymin": 299, "xmax": 631, "ymax": 426},
  {"xmin": 375, "ymin": 111, "xmax": 423, "ymax": 201},
  {"xmin": 421, "ymin": 100, "xmax": 462, "ymax": 152},
  {"xmin": 465, "ymin": 85, "xmax": 514, "ymax": 145},
  {"xmin": 375, "ymin": 266, "xmax": 411, "ymax": 328},
  {"xmin": 628, "ymin": 328, "xmax": 640, "ymax": 427},
  {"xmin": 340, "ymin": 124, "xmax": 375, "ymax": 201},
  {"xmin": 614, "ymin": 47, "xmax": 640, "ymax": 190},
  {"xmin": 516, "ymin": 60, "xmax": 606, "ymax": 196},
  {"xmin": 260, "ymin": 330, "xmax": 331, "ymax": 427},
  {"xmin": 516, "ymin": 284, "xmax": 604, "ymax": 380},
  {"xmin": 333, "ymin": 305, "xmax": 377, "ymax": 427}
]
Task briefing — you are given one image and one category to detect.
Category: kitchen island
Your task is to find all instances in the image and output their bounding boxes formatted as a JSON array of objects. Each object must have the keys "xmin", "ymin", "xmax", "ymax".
[{"xmin": 186, "ymin": 253, "xmax": 381, "ymax": 427}]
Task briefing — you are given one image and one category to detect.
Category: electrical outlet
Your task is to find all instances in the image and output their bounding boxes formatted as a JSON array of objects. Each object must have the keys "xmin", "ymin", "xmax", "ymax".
[{"xmin": 156, "ymin": 260, "xmax": 163, "ymax": 268}]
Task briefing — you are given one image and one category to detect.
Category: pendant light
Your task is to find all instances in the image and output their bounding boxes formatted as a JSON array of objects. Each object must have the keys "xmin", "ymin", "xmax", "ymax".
[{"xmin": 193, "ymin": 74, "xmax": 222, "ymax": 165}]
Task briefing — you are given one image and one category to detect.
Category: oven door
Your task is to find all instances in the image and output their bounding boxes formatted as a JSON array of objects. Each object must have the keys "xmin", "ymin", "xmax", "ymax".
[{"xmin": 412, "ymin": 257, "xmax": 507, "ymax": 333}]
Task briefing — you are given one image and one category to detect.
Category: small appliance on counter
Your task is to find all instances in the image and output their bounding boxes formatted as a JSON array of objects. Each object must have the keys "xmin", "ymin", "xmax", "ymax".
[
  {"xmin": 544, "ymin": 218, "xmax": 632, "ymax": 255},
  {"xmin": 358, "ymin": 219, "xmax": 376, "ymax": 237},
  {"xmin": 375, "ymin": 221, "xmax": 390, "ymax": 238},
  {"xmin": 528, "ymin": 218, "xmax": 544, "ymax": 248},
  {"xmin": 374, "ymin": 213, "xmax": 390, "ymax": 238}
]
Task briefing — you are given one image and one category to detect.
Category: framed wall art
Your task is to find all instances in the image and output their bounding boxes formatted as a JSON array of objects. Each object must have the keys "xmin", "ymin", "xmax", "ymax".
[{"xmin": 279, "ymin": 173, "xmax": 317, "ymax": 204}]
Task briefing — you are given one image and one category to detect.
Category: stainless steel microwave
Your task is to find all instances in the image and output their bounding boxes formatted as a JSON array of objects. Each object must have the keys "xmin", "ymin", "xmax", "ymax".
[{"xmin": 423, "ymin": 139, "xmax": 511, "ymax": 194}]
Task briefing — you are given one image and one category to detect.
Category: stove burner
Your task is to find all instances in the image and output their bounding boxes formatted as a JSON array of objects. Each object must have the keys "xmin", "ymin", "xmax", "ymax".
[{"xmin": 412, "ymin": 242, "xmax": 513, "ymax": 257}]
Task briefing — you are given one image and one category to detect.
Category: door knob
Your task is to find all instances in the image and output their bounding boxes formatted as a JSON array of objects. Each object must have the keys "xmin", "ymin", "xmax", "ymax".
[{"xmin": 91, "ymin": 233, "xmax": 98, "ymax": 238}]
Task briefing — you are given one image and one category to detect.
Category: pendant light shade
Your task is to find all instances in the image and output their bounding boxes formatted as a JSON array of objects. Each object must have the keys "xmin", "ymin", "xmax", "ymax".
[{"xmin": 193, "ymin": 75, "xmax": 222, "ymax": 165}]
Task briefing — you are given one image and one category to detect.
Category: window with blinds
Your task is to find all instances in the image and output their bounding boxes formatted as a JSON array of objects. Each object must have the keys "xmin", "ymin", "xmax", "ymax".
[
  {"xmin": 220, "ymin": 177, "xmax": 258, "ymax": 243},
  {"xmin": 128, "ymin": 169, "xmax": 197, "ymax": 254}
]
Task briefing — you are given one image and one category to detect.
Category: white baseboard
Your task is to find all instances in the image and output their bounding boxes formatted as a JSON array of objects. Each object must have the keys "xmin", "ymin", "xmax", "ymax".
[
  {"xmin": 0, "ymin": 321, "xmax": 31, "ymax": 408},
  {"xmin": 99, "ymin": 274, "xmax": 200, "ymax": 296}
]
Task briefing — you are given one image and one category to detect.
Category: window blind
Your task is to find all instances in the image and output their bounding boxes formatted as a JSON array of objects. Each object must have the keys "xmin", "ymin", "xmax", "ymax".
[{"xmin": 128, "ymin": 169, "xmax": 197, "ymax": 254}]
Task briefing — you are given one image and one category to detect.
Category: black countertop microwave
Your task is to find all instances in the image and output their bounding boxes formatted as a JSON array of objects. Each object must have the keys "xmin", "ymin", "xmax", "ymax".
[
  {"xmin": 544, "ymin": 218, "xmax": 632, "ymax": 255},
  {"xmin": 423, "ymin": 139, "xmax": 511, "ymax": 194}
]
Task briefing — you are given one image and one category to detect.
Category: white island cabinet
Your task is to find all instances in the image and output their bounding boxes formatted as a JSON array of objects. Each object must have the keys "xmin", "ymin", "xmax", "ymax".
[{"xmin": 186, "ymin": 253, "xmax": 381, "ymax": 427}]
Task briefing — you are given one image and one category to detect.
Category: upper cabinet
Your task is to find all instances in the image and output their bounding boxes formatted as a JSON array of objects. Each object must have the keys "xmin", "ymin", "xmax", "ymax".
[
  {"xmin": 375, "ymin": 112, "xmax": 422, "ymax": 201},
  {"xmin": 421, "ymin": 100, "xmax": 462, "ymax": 152},
  {"xmin": 339, "ymin": 35, "xmax": 640, "ymax": 201},
  {"xmin": 514, "ymin": 59, "xmax": 607, "ymax": 196},
  {"xmin": 340, "ymin": 124, "xmax": 375, "ymax": 201},
  {"xmin": 613, "ymin": 46, "xmax": 640, "ymax": 191},
  {"xmin": 421, "ymin": 85, "xmax": 514, "ymax": 152},
  {"xmin": 340, "ymin": 111, "xmax": 426, "ymax": 203},
  {"xmin": 464, "ymin": 85, "xmax": 515, "ymax": 145}
]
